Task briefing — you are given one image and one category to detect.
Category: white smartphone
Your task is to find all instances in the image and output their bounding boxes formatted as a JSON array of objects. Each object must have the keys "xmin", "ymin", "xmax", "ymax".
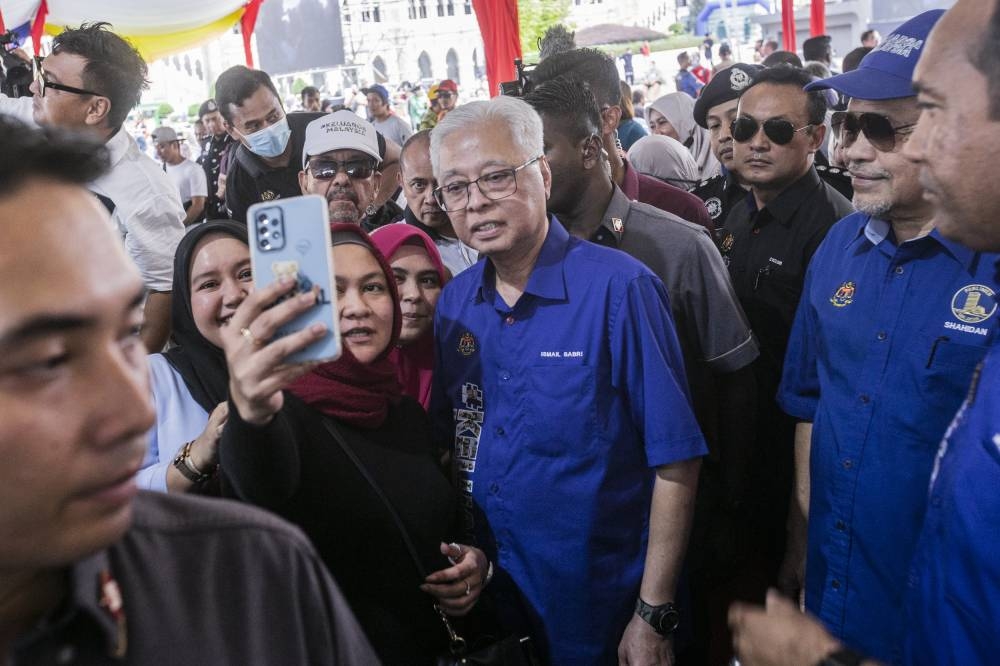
[{"xmin": 247, "ymin": 195, "xmax": 341, "ymax": 364}]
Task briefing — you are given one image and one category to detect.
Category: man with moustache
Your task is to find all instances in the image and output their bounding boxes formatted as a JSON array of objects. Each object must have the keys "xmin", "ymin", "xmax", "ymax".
[
  {"xmin": 692, "ymin": 63, "xmax": 763, "ymax": 233},
  {"xmin": 397, "ymin": 130, "xmax": 477, "ymax": 275},
  {"xmin": 429, "ymin": 96, "xmax": 705, "ymax": 665},
  {"xmin": 0, "ymin": 117, "xmax": 378, "ymax": 665},
  {"xmin": 720, "ymin": 65, "xmax": 854, "ymax": 613},
  {"xmin": 298, "ymin": 110, "xmax": 399, "ymax": 231},
  {"xmin": 729, "ymin": 2, "xmax": 1000, "ymax": 663},
  {"xmin": 774, "ymin": 11, "xmax": 1000, "ymax": 664}
]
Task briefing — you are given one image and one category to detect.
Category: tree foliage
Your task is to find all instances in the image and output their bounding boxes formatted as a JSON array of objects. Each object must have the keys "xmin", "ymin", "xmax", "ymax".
[{"xmin": 518, "ymin": 0, "xmax": 572, "ymax": 58}]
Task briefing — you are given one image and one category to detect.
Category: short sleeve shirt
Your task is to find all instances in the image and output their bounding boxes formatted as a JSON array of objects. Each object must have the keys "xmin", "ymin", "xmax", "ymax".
[
  {"xmin": 165, "ymin": 159, "xmax": 208, "ymax": 205},
  {"xmin": 371, "ymin": 114, "xmax": 412, "ymax": 147},
  {"xmin": 430, "ymin": 218, "xmax": 706, "ymax": 664},
  {"xmin": 778, "ymin": 213, "xmax": 999, "ymax": 662}
]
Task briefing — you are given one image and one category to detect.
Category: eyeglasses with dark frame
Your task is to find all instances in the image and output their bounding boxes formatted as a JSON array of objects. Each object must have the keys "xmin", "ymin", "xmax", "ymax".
[
  {"xmin": 433, "ymin": 156, "xmax": 542, "ymax": 212},
  {"xmin": 307, "ymin": 159, "xmax": 377, "ymax": 181},
  {"xmin": 731, "ymin": 116, "xmax": 814, "ymax": 145},
  {"xmin": 831, "ymin": 111, "xmax": 916, "ymax": 152},
  {"xmin": 33, "ymin": 56, "xmax": 104, "ymax": 98}
]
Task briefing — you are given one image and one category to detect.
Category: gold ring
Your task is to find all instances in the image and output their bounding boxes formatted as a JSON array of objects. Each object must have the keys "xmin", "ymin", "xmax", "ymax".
[
  {"xmin": 240, "ymin": 327, "xmax": 260, "ymax": 346},
  {"xmin": 464, "ymin": 580, "xmax": 471, "ymax": 596}
]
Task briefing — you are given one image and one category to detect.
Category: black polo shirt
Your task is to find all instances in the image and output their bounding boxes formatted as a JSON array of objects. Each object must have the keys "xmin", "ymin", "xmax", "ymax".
[
  {"xmin": 692, "ymin": 171, "xmax": 749, "ymax": 241},
  {"xmin": 719, "ymin": 166, "xmax": 854, "ymax": 374},
  {"xmin": 225, "ymin": 112, "xmax": 322, "ymax": 223}
]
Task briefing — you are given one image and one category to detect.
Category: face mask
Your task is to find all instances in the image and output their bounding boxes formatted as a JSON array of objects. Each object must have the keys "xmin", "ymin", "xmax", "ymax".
[{"xmin": 239, "ymin": 116, "xmax": 291, "ymax": 158}]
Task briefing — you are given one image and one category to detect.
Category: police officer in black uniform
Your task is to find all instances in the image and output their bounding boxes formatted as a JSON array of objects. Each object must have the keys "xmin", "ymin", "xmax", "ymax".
[
  {"xmin": 692, "ymin": 63, "xmax": 763, "ymax": 239},
  {"xmin": 716, "ymin": 65, "xmax": 854, "ymax": 634},
  {"xmin": 196, "ymin": 99, "xmax": 234, "ymax": 220}
]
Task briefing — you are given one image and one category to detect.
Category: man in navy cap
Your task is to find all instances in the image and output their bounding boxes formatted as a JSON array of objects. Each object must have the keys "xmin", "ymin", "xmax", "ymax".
[
  {"xmin": 692, "ymin": 63, "xmax": 763, "ymax": 231},
  {"xmin": 363, "ymin": 83, "xmax": 412, "ymax": 147},
  {"xmin": 731, "ymin": 10, "xmax": 1000, "ymax": 665}
]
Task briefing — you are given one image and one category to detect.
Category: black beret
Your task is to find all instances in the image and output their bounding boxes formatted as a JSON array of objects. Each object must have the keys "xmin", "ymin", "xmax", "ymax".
[
  {"xmin": 693, "ymin": 63, "xmax": 763, "ymax": 129},
  {"xmin": 198, "ymin": 99, "xmax": 219, "ymax": 119}
]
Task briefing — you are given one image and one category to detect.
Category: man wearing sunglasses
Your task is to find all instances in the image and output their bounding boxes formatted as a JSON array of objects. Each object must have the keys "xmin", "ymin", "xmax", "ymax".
[
  {"xmin": 731, "ymin": 2, "xmax": 1000, "ymax": 664},
  {"xmin": 298, "ymin": 110, "xmax": 389, "ymax": 230},
  {"xmin": 720, "ymin": 64, "xmax": 854, "ymax": 619},
  {"xmin": 0, "ymin": 23, "xmax": 185, "ymax": 356},
  {"xmin": 773, "ymin": 10, "xmax": 1000, "ymax": 663}
]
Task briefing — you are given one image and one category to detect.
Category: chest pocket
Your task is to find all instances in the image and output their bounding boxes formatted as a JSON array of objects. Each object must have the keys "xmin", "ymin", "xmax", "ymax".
[{"xmin": 523, "ymin": 364, "xmax": 597, "ymax": 457}]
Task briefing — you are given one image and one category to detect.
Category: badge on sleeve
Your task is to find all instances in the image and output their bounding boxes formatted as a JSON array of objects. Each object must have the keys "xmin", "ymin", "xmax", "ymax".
[{"xmin": 830, "ymin": 281, "xmax": 856, "ymax": 307}]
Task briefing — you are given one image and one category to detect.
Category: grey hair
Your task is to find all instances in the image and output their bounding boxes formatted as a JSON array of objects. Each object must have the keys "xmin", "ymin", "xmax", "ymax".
[{"xmin": 430, "ymin": 97, "xmax": 544, "ymax": 177}]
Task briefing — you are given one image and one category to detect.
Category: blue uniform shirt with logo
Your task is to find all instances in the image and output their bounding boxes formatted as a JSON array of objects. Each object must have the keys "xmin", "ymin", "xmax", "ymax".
[
  {"xmin": 430, "ymin": 218, "xmax": 706, "ymax": 665},
  {"xmin": 903, "ymin": 333, "xmax": 1000, "ymax": 665},
  {"xmin": 778, "ymin": 212, "xmax": 999, "ymax": 663}
]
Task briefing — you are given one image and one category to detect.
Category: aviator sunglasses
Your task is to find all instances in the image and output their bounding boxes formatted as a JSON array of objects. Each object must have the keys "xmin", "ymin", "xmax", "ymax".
[
  {"xmin": 832, "ymin": 111, "xmax": 916, "ymax": 152},
  {"xmin": 731, "ymin": 116, "xmax": 814, "ymax": 145}
]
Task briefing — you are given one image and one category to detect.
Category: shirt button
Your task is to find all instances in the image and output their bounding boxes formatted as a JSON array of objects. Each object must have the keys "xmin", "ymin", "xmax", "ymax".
[
  {"xmin": 895, "ymin": 265, "xmax": 905, "ymax": 275},
  {"xmin": 596, "ymin": 232, "xmax": 605, "ymax": 240},
  {"xmin": 752, "ymin": 227, "xmax": 761, "ymax": 235},
  {"xmin": 843, "ymin": 459, "xmax": 853, "ymax": 470},
  {"xmin": 56, "ymin": 645, "xmax": 75, "ymax": 664},
  {"xmin": 489, "ymin": 482, "xmax": 500, "ymax": 494},
  {"xmin": 504, "ymin": 315, "xmax": 515, "ymax": 325},
  {"xmin": 831, "ymin": 579, "xmax": 841, "ymax": 590},
  {"xmin": 860, "ymin": 394, "xmax": 870, "ymax": 404},
  {"xmin": 496, "ymin": 427, "xmax": 505, "ymax": 436},
  {"xmin": 835, "ymin": 519, "xmax": 846, "ymax": 531},
  {"xmin": 877, "ymin": 331, "xmax": 887, "ymax": 340},
  {"xmin": 500, "ymin": 371, "xmax": 511, "ymax": 381}
]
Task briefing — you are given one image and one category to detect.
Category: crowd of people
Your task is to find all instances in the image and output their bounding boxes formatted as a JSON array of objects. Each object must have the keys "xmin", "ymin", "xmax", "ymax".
[{"xmin": 0, "ymin": 2, "xmax": 998, "ymax": 664}]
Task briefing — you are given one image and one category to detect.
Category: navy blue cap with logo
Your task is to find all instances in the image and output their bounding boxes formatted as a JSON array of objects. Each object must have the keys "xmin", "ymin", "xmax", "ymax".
[{"xmin": 805, "ymin": 9, "xmax": 945, "ymax": 100}]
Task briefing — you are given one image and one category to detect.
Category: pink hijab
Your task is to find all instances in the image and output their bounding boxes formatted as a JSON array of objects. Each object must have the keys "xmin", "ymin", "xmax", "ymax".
[{"xmin": 370, "ymin": 224, "xmax": 447, "ymax": 409}]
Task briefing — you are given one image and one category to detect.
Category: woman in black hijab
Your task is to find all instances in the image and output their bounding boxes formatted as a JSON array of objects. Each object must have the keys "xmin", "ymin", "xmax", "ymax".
[{"xmin": 138, "ymin": 220, "xmax": 250, "ymax": 492}]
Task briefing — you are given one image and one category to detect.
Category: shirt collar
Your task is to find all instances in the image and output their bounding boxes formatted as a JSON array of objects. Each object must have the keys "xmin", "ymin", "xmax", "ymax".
[
  {"xmin": 849, "ymin": 214, "xmax": 981, "ymax": 272},
  {"xmin": 13, "ymin": 548, "xmax": 124, "ymax": 659},
  {"xmin": 596, "ymin": 186, "xmax": 632, "ymax": 245},
  {"xmin": 104, "ymin": 127, "xmax": 130, "ymax": 167},
  {"xmin": 477, "ymin": 216, "xmax": 569, "ymax": 306},
  {"xmin": 756, "ymin": 166, "xmax": 822, "ymax": 226}
]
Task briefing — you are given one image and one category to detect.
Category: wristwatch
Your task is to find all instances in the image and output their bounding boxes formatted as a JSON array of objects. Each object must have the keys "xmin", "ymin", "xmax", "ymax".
[
  {"xmin": 172, "ymin": 440, "xmax": 214, "ymax": 484},
  {"xmin": 634, "ymin": 598, "xmax": 680, "ymax": 637},
  {"xmin": 816, "ymin": 647, "xmax": 866, "ymax": 666}
]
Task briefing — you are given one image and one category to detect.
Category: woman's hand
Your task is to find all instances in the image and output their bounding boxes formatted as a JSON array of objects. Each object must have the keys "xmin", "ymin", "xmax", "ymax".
[
  {"xmin": 220, "ymin": 277, "xmax": 328, "ymax": 425},
  {"xmin": 420, "ymin": 543, "xmax": 489, "ymax": 616},
  {"xmin": 190, "ymin": 401, "xmax": 229, "ymax": 470}
]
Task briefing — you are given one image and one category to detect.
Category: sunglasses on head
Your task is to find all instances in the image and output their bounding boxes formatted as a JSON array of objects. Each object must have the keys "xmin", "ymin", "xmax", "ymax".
[
  {"xmin": 832, "ymin": 111, "xmax": 916, "ymax": 152},
  {"xmin": 731, "ymin": 116, "xmax": 814, "ymax": 145},
  {"xmin": 308, "ymin": 159, "xmax": 376, "ymax": 180}
]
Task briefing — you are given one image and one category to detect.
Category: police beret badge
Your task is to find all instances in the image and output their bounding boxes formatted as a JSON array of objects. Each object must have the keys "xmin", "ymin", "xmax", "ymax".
[{"xmin": 730, "ymin": 68, "xmax": 751, "ymax": 92}]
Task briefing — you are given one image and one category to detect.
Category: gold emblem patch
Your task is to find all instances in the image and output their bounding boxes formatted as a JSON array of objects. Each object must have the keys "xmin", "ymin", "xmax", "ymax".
[
  {"xmin": 830, "ymin": 281, "xmax": 856, "ymax": 307},
  {"xmin": 951, "ymin": 285, "xmax": 997, "ymax": 324},
  {"xmin": 457, "ymin": 331, "xmax": 477, "ymax": 356}
]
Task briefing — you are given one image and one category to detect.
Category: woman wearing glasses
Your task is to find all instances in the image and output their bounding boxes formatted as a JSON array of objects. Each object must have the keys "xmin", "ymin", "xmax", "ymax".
[{"xmin": 217, "ymin": 224, "xmax": 490, "ymax": 664}]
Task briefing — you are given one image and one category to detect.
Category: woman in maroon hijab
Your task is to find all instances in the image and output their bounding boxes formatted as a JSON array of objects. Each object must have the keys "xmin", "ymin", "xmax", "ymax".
[
  {"xmin": 370, "ymin": 224, "xmax": 447, "ymax": 410},
  {"xmin": 217, "ymin": 224, "xmax": 487, "ymax": 664}
]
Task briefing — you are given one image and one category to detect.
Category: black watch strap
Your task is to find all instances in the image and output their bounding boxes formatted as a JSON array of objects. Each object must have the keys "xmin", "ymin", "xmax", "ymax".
[
  {"xmin": 817, "ymin": 647, "xmax": 866, "ymax": 666},
  {"xmin": 634, "ymin": 598, "xmax": 680, "ymax": 637}
]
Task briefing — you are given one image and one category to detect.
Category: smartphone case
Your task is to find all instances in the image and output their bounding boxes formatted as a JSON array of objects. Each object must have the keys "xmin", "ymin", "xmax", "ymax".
[{"xmin": 247, "ymin": 195, "xmax": 341, "ymax": 364}]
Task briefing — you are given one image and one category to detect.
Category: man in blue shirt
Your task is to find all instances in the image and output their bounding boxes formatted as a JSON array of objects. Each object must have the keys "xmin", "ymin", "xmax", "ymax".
[
  {"xmin": 675, "ymin": 51, "xmax": 704, "ymax": 99},
  {"xmin": 776, "ymin": 11, "xmax": 999, "ymax": 663},
  {"xmin": 428, "ymin": 96, "xmax": 706, "ymax": 665},
  {"xmin": 727, "ymin": 2, "xmax": 1000, "ymax": 664}
]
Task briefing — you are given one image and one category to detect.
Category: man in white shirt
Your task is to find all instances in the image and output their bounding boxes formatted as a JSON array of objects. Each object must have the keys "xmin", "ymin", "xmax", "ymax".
[
  {"xmin": 153, "ymin": 126, "xmax": 208, "ymax": 225},
  {"xmin": 0, "ymin": 23, "xmax": 184, "ymax": 352}
]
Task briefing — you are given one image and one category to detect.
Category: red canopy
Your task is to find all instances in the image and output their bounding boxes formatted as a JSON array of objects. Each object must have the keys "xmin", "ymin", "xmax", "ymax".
[{"xmin": 781, "ymin": 0, "xmax": 827, "ymax": 52}]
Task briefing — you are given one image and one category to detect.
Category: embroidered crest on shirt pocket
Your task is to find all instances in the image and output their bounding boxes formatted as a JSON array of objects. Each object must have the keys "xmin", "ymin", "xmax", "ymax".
[
  {"xmin": 950, "ymin": 284, "xmax": 997, "ymax": 324},
  {"xmin": 457, "ymin": 331, "xmax": 477, "ymax": 356},
  {"xmin": 830, "ymin": 281, "xmax": 856, "ymax": 307}
]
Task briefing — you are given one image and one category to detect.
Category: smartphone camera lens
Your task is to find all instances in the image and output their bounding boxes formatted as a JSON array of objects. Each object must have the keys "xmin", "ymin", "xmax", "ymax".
[
  {"xmin": 257, "ymin": 214, "xmax": 269, "ymax": 224},
  {"xmin": 258, "ymin": 226, "xmax": 268, "ymax": 237},
  {"xmin": 261, "ymin": 238, "xmax": 270, "ymax": 249},
  {"xmin": 272, "ymin": 231, "xmax": 282, "ymax": 241}
]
